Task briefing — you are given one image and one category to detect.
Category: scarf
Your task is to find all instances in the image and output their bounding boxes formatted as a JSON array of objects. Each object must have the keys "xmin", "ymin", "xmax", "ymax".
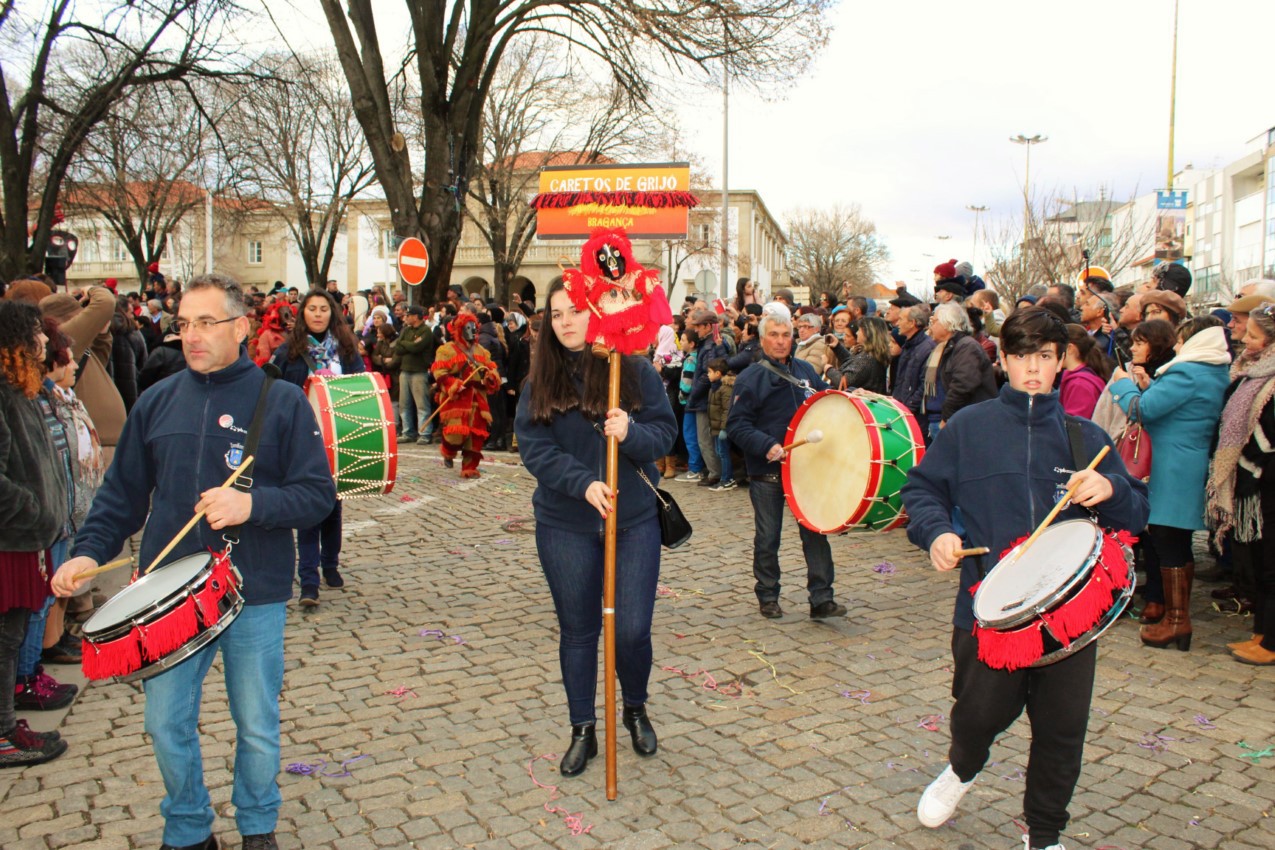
[
  {"xmin": 923, "ymin": 338, "xmax": 948, "ymax": 402},
  {"xmin": 1156, "ymin": 326, "xmax": 1231, "ymax": 376},
  {"xmin": 1206, "ymin": 343, "xmax": 1275, "ymax": 541},
  {"xmin": 307, "ymin": 332, "xmax": 340, "ymax": 374}
]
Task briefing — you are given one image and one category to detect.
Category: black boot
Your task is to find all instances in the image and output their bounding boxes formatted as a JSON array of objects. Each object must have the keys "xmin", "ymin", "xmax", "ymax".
[
  {"xmin": 559, "ymin": 724, "xmax": 596, "ymax": 777},
  {"xmin": 622, "ymin": 704, "xmax": 658, "ymax": 756}
]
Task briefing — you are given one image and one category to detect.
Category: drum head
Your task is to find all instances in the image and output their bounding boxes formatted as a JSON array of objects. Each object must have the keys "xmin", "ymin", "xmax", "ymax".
[
  {"xmin": 783, "ymin": 391, "xmax": 875, "ymax": 533},
  {"xmin": 83, "ymin": 553, "xmax": 212, "ymax": 635},
  {"xmin": 973, "ymin": 521, "xmax": 1102, "ymax": 629}
]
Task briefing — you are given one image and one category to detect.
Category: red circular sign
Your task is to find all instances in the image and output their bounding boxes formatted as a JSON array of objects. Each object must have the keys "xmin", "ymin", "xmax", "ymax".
[{"xmin": 397, "ymin": 237, "xmax": 430, "ymax": 286}]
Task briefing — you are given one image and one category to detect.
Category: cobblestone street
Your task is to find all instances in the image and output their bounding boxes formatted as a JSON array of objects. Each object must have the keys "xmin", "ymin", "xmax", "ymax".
[{"xmin": 2, "ymin": 445, "xmax": 1272, "ymax": 850}]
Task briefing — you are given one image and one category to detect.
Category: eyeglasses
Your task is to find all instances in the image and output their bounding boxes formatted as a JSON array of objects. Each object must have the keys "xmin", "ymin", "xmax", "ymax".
[{"xmin": 172, "ymin": 316, "xmax": 239, "ymax": 335}]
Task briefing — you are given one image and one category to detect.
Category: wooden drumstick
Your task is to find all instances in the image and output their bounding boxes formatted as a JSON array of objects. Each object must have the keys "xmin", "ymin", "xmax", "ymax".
[
  {"xmin": 953, "ymin": 547, "xmax": 989, "ymax": 559},
  {"xmin": 143, "ymin": 456, "xmax": 255, "ymax": 575},
  {"xmin": 1012, "ymin": 445, "xmax": 1110, "ymax": 562},
  {"xmin": 72, "ymin": 556, "xmax": 135, "ymax": 581},
  {"xmin": 782, "ymin": 429, "xmax": 823, "ymax": 453}
]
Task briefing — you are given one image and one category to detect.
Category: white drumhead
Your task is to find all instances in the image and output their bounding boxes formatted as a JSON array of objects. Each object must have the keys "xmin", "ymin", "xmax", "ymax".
[
  {"xmin": 786, "ymin": 392, "xmax": 871, "ymax": 531},
  {"xmin": 83, "ymin": 553, "xmax": 212, "ymax": 634},
  {"xmin": 973, "ymin": 521, "xmax": 1100, "ymax": 625}
]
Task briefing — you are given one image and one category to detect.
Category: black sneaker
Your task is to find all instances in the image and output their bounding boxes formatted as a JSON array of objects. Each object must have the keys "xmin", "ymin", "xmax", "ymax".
[
  {"xmin": 0, "ymin": 720, "xmax": 68, "ymax": 768},
  {"xmin": 810, "ymin": 600, "xmax": 848, "ymax": 620},
  {"xmin": 759, "ymin": 601, "xmax": 784, "ymax": 619},
  {"xmin": 14, "ymin": 668, "xmax": 77, "ymax": 710},
  {"xmin": 322, "ymin": 568, "xmax": 345, "ymax": 589},
  {"xmin": 299, "ymin": 586, "xmax": 320, "ymax": 608},
  {"xmin": 160, "ymin": 836, "xmax": 218, "ymax": 850},
  {"xmin": 241, "ymin": 833, "xmax": 278, "ymax": 850},
  {"xmin": 697, "ymin": 477, "xmax": 720, "ymax": 487}
]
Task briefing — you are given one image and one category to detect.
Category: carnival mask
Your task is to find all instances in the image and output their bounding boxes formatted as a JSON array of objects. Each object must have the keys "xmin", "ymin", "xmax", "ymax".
[{"xmin": 596, "ymin": 243, "xmax": 626, "ymax": 281}]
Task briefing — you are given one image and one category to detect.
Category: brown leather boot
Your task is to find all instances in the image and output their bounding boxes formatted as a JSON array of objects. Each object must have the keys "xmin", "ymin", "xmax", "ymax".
[
  {"xmin": 1140, "ymin": 566, "xmax": 1192, "ymax": 650},
  {"xmin": 1139, "ymin": 602, "xmax": 1165, "ymax": 624},
  {"xmin": 662, "ymin": 456, "xmax": 677, "ymax": 479},
  {"xmin": 1226, "ymin": 634, "xmax": 1264, "ymax": 652},
  {"xmin": 654, "ymin": 456, "xmax": 666, "ymax": 475}
]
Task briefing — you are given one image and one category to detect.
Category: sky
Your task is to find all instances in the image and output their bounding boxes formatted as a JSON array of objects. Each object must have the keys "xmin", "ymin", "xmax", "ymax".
[{"xmin": 270, "ymin": 0, "xmax": 1274, "ymax": 295}]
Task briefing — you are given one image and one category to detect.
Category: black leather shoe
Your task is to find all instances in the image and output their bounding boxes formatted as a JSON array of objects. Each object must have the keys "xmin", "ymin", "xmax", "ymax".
[
  {"xmin": 241, "ymin": 833, "xmax": 278, "ymax": 850},
  {"xmin": 622, "ymin": 704, "xmax": 658, "ymax": 756},
  {"xmin": 558, "ymin": 724, "xmax": 596, "ymax": 777},
  {"xmin": 159, "ymin": 835, "xmax": 217, "ymax": 850},
  {"xmin": 759, "ymin": 600, "xmax": 783, "ymax": 619},
  {"xmin": 810, "ymin": 600, "xmax": 848, "ymax": 619}
]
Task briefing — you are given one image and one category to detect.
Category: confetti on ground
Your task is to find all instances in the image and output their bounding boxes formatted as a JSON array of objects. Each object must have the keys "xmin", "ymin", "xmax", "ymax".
[
  {"xmin": 1193, "ymin": 714, "xmax": 1217, "ymax": 730},
  {"xmin": 419, "ymin": 628, "xmax": 466, "ymax": 645},
  {"xmin": 493, "ymin": 539, "xmax": 514, "ymax": 545},
  {"xmin": 840, "ymin": 689, "xmax": 872, "ymax": 705},
  {"xmin": 528, "ymin": 754, "xmax": 594, "ymax": 836},
  {"xmin": 742, "ymin": 638, "xmax": 803, "ymax": 696},
  {"xmin": 917, "ymin": 714, "xmax": 946, "ymax": 732},
  {"xmin": 1000, "ymin": 767, "xmax": 1025, "ymax": 782},
  {"xmin": 1237, "ymin": 741, "xmax": 1274, "ymax": 762},
  {"xmin": 661, "ymin": 665, "xmax": 749, "ymax": 699},
  {"xmin": 872, "ymin": 561, "xmax": 896, "ymax": 576},
  {"xmin": 384, "ymin": 685, "xmax": 418, "ymax": 700},
  {"xmin": 656, "ymin": 584, "xmax": 706, "ymax": 600},
  {"xmin": 1138, "ymin": 731, "xmax": 1176, "ymax": 754},
  {"xmin": 286, "ymin": 755, "xmax": 369, "ymax": 778},
  {"xmin": 399, "ymin": 494, "xmax": 417, "ymax": 503}
]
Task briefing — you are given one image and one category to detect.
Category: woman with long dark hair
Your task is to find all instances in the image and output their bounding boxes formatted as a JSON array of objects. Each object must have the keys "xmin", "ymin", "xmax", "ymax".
[
  {"xmin": 514, "ymin": 280, "xmax": 677, "ymax": 778},
  {"xmin": 270, "ymin": 289, "xmax": 363, "ymax": 608},
  {"xmin": 0, "ymin": 301, "xmax": 68, "ymax": 766}
]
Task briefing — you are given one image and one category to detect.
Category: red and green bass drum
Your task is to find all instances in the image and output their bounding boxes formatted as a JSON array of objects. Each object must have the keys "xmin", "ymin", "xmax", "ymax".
[{"xmin": 305, "ymin": 373, "xmax": 397, "ymax": 498}]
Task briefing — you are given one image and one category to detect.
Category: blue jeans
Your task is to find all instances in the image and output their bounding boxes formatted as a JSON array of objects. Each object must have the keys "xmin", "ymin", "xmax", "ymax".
[
  {"xmin": 297, "ymin": 499, "xmax": 342, "ymax": 588},
  {"xmin": 17, "ymin": 538, "xmax": 67, "ymax": 677},
  {"xmin": 714, "ymin": 434, "xmax": 734, "ymax": 483},
  {"xmin": 400, "ymin": 370, "xmax": 431, "ymax": 438},
  {"xmin": 144, "ymin": 602, "xmax": 287, "ymax": 846},
  {"xmin": 748, "ymin": 478, "xmax": 835, "ymax": 606},
  {"xmin": 682, "ymin": 412, "xmax": 703, "ymax": 473},
  {"xmin": 535, "ymin": 517, "xmax": 662, "ymax": 725}
]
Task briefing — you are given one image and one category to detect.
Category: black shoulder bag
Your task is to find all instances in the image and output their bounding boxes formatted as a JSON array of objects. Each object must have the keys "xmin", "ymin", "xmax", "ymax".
[{"xmin": 593, "ymin": 422, "xmax": 692, "ymax": 549}]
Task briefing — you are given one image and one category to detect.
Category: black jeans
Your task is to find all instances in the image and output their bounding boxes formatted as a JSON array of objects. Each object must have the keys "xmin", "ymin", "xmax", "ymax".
[
  {"xmin": 747, "ymin": 478, "xmax": 835, "ymax": 607},
  {"xmin": 0, "ymin": 607, "xmax": 33, "ymax": 734},
  {"xmin": 948, "ymin": 628, "xmax": 1096, "ymax": 848},
  {"xmin": 1142, "ymin": 524, "xmax": 1193, "ymax": 604}
]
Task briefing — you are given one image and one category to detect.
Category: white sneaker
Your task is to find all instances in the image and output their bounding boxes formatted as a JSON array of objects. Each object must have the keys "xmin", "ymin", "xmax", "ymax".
[
  {"xmin": 1024, "ymin": 838, "xmax": 1064, "ymax": 850},
  {"xmin": 673, "ymin": 471, "xmax": 703, "ymax": 482},
  {"xmin": 917, "ymin": 764, "xmax": 975, "ymax": 828}
]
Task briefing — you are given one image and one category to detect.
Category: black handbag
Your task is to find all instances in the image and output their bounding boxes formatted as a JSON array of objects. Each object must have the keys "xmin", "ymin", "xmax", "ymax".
[{"xmin": 635, "ymin": 466, "xmax": 693, "ymax": 549}]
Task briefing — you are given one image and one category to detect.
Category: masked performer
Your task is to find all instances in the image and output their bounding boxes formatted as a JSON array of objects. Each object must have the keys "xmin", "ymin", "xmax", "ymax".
[{"xmin": 432, "ymin": 312, "xmax": 501, "ymax": 478}]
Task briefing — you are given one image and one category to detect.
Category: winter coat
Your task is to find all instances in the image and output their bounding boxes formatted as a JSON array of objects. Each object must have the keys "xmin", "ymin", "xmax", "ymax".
[
  {"xmin": 0, "ymin": 383, "xmax": 69, "ymax": 552},
  {"xmin": 46, "ymin": 286, "xmax": 126, "ymax": 450},
  {"xmin": 937, "ymin": 332, "xmax": 997, "ymax": 422},
  {"xmin": 794, "ymin": 334, "xmax": 832, "ymax": 376},
  {"xmin": 687, "ymin": 337, "xmax": 730, "ymax": 412},
  {"xmin": 394, "ymin": 323, "xmax": 436, "ymax": 373},
  {"xmin": 138, "ymin": 336, "xmax": 187, "ymax": 393},
  {"xmin": 110, "ymin": 313, "xmax": 140, "ymax": 411},
  {"xmin": 708, "ymin": 374, "xmax": 736, "ymax": 433},
  {"xmin": 1059, "ymin": 366, "xmax": 1106, "ymax": 419},
  {"xmin": 892, "ymin": 330, "xmax": 937, "ymax": 418},
  {"xmin": 831, "ymin": 343, "xmax": 888, "ymax": 393},
  {"xmin": 727, "ymin": 353, "xmax": 828, "ymax": 477}
]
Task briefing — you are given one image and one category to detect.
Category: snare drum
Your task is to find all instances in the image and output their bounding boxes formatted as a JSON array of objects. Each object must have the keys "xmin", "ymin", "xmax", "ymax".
[
  {"xmin": 971, "ymin": 520, "xmax": 1134, "ymax": 671},
  {"xmin": 81, "ymin": 552, "xmax": 244, "ymax": 683},
  {"xmin": 306, "ymin": 373, "xmax": 397, "ymax": 498},
  {"xmin": 782, "ymin": 390, "xmax": 925, "ymax": 533}
]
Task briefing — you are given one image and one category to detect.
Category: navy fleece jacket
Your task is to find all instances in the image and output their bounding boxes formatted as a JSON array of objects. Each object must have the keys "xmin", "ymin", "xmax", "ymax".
[
  {"xmin": 72, "ymin": 351, "xmax": 336, "ymax": 604},
  {"xmin": 901, "ymin": 385, "xmax": 1150, "ymax": 630},
  {"xmin": 515, "ymin": 354, "xmax": 677, "ymax": 533},
  {"xmin": 726, "ymin": 353, "xmax": 827, "ymax": 477}
]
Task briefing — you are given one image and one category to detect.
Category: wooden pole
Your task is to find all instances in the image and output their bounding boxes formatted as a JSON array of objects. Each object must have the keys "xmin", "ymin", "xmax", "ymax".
[{"xmin": 602, "ymin": 351, "xmax": 621, "ymax": 801}]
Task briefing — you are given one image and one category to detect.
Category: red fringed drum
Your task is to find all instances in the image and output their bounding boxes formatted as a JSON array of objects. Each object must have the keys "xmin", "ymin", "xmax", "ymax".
[
  {"xmin": 970, "ymin": 520, "xmax": 1135, "ymax": 671},
  {"xmin": 80, "ymin": 552, "xmax": 244, "ymax": 683}
]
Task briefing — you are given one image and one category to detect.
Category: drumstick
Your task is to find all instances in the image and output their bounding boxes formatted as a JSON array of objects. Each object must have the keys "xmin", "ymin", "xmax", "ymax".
[
  {"xmin": 143, "ymin": 456, "xmax": 255, "ymax": 575},
  {"xmin": 953, "ymin": 547, "xmax": 989, "ymax": 559},
  {"xmin": 72, "ymin": 556, "xmax": 135, "ymax": 581},
  {"xmin": 1012, "ymin": 445, "xmax": 1111, "ymax": 562},
  {"xmin": 416, "ymin": 366, "xmax": 492, "ymax": 430},
  {"xmin": 782, "ymin": 430, "xmax": 823, "ymax": 452}
]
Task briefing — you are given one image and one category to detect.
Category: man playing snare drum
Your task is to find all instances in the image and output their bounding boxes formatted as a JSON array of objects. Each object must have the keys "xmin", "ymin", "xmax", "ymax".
[
  {"xmin": 901, "ymin": 308, "xmax": 1149, "ymax": 850},
  {"xmin": 726, "ymin": 302, "xmax": 847, "ymax": 621},
  {"xmin": 53, "ymin": 274, "xmax": 334, "ymax": 850}
]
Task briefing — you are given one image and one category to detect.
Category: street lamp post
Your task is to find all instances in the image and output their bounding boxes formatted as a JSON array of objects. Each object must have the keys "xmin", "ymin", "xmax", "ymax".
[
  {"xmin": 1010, "ymin": 134, "xmax": 1047, "ymax": 286},
  {"xmin": 965, "ymin": 204, "xmax": 988, "ymax": 264}
]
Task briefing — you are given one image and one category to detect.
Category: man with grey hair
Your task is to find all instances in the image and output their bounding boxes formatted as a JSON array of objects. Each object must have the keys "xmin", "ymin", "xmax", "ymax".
[
  {"xmin": 53, "ymin": 272, "xmax": 336, "ymax": 850},
  {"xmin": 1238, "ymin": 278, "xmax": 1275, "ymax": 299},
  {"xmin": 727, "ymin": 303, "xmax": 848, "ymax": 621},
  {"xmin": 893, "ymin": 303, "xmax": 936, "ymax": 423}
]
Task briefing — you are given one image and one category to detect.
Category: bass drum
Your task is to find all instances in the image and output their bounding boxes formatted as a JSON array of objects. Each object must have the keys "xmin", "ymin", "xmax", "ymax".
[
  {"xmin": 306, "ymin": 372, "xmax": 397, "ymax": 498},
  {"xmin": 782, "ymin": 389, "xmax": 925, "ymax": 533}
]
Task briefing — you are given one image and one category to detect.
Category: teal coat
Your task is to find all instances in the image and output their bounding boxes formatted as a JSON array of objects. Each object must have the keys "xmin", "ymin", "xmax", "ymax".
[{"xmin": 1110, "ymin": 360, "xmax": 1229, "ymax": 530}]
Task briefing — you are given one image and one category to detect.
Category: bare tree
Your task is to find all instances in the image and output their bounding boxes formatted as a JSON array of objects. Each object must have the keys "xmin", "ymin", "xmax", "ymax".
[
  {"xmin": 317, "ymin": 0, "xmax": 829, "ymax": 302},
  {"xmin": 231, "ymin": 52, "xmax": 376, "ymax": 288},
  {"xmin": 785, "ymin": 204, "xmax": 890, "ymax": 299},
  {"xmin": 0, "ymin": 0, "xmax": 246, "ymax": 283},
  {"xmin": 62, "ymin": 78, "xmax": 235, "ymax": 286},
  {"xmin": 982, "ymin": 190, "xmax": 1154, "ymax": 303}
]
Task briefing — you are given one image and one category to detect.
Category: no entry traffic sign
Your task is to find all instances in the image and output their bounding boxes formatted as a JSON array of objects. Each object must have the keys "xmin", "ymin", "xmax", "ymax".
[{"xmin": 397, "ymin": 237, "xmax": 430, "ymax": 286}]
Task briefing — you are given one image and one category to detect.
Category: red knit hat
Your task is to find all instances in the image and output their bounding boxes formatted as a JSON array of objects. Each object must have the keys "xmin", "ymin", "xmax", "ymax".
[
  {"xmin": 147, "ymin": 261, "xmax": 160, "ymax": 274},
  {"xmin": 934, "ymin": 258, "xmax": 958, "ymax": 279},
  {"xmin": 103, "ymin": 278, "xmax": 118, "ymax": 292}
]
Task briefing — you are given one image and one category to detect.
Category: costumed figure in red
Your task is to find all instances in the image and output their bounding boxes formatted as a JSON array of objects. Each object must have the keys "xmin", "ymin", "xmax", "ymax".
[
  {"xmin": 560, "ymin": 227, "xmax": 673, "ymax": 355},
  {"xmin": 432, "ymin": 312, "xmax": 501, "ymax": 478},
  {"xmin": 252, "ymin": 301, "xmax": 294, "ymax": 366}
]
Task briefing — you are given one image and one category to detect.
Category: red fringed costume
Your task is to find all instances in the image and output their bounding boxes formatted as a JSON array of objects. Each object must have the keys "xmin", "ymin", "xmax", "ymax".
[
  {"xmin": 252, "ymin": 302, "xmax": 294, "ymax": 366},
  {"xmin": 560, "ymin": 227, "xmax": 673, "ymax": 355},
  {"xmin": 432, "ymin": 313, "xmax": 501, "ymax": 478}
]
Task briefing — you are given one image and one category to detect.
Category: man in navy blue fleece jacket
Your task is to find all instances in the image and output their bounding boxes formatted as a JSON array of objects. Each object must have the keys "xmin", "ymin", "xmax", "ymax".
[
  {"xmin": 901, "ymin": 308, "xmax": 1149, "ymax": 850},
  {"xmin": 726, "ymin": 303, "xmax": 846, "ymax": 621},
  {"xmin": 55, "ymin": 275, "xmax": 334, "ymax": 850}
]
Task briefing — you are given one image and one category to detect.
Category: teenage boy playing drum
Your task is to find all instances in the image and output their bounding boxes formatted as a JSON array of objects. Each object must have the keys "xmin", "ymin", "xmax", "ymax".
[{"xmin": 900, "ymin": 308, "xmax": 1150, "ymax": 850}]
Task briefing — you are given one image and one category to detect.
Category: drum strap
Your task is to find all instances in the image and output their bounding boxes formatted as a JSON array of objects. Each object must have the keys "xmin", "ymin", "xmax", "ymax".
[
  {"xmin": 757, "ymin": 358, "xmax": 815, "ymax": 397},
  {"xmin": 222, "ymin": 366, "xmax": 277, "ymax": 547},
  {"xmin": 1064, "ymin": 415, "xmax": 1089, "ymax": 470}
]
